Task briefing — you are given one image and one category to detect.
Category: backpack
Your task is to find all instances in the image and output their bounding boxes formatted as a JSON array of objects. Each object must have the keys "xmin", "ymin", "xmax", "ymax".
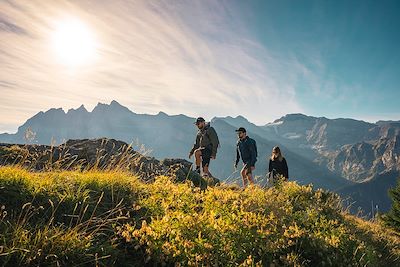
[{"xmin": 206, "ymin": 126, "xmax": 220, "ymax": 148}]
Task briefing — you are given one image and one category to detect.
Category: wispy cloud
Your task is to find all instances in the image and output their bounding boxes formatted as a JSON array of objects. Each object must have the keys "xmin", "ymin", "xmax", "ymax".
[
  {"xmin": 0, "ymin": 0, "xmax": 306, "ymax": 133},
  {"xmin": 0, "ymin": 16, "xmax": 28, "ymax": 35}
]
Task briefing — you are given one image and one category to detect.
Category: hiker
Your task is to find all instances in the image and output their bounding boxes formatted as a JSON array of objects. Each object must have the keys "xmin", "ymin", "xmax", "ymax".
[
  {"xmin": 188, "ymin": 117, "xmax": 220, "ymax": 177},
  {"xmin": 268, "ymin": 146, "xmax": 289, "ymax": 184},
  {"xmin": 234, "ymin": 127, "xmax": 257, "ymax": 187}
]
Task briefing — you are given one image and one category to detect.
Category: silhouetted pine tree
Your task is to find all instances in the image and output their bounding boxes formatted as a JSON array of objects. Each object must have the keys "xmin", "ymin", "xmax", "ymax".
[{"xmin": 383, "ymin": 180, "xmax": 400, "ymax": 231}]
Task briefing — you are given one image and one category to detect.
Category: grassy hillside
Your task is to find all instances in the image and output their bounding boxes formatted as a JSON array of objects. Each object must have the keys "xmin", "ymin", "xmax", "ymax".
[{"xmin": 1, "ymin": 166, "xmax": 400, "ymax": 266}]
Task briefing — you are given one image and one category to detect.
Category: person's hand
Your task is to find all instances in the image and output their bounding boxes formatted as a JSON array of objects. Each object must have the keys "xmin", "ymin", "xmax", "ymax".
[
  {"xmin": 188, "ymin": 152, "xmax": 193, "ymax": 159},
  {"xmin": 211, "ymin": 155, "xmax": 216, "ymax": 160},
  {"xmin": 234, "ymin": 163, "xmax": 238, "ymax": 170}
]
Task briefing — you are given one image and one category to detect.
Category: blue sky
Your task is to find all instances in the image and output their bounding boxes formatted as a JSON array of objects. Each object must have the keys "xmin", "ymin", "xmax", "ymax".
[
  {"xmin": 0, "ymin": 0, "xmax": 399, "ymax": 133},
  {"xmin": 241, "ymin": 0, "xmax": 400, "ymax": 120}
]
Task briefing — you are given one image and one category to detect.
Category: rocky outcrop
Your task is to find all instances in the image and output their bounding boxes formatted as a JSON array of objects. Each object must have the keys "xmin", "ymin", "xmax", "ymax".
[{"xmin": 0, "ymin": 138, "xmax": 219, "ymax": 186}]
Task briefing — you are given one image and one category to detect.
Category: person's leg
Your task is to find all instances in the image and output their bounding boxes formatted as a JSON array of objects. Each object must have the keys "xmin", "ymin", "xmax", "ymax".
[
  {"xmin": 203, "ymin": 163, "xmax": 210, "ymax": 176},
  {"xmin": 246, "ymin": 166, "xmax": 254, "ymax": 185},
  {"xmin": 202, "ymin": 158, "xmax": 211, "ymax": 177},
  {"xmin": 240, "ymin": 165, "xmax": 248, "ymax": 187},
  {"xmin": 201, "ymin": 147, "xmax": 212, "ymax": 177},
  {"xmin": 194, "ymin": 148, "xmax": 202, "ymax": 173}
]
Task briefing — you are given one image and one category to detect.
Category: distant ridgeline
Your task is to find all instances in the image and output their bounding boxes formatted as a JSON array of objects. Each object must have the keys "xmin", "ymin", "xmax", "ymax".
[{"xmin": 1, "ymin": 101, "xmax": 399, "ymax": 215}]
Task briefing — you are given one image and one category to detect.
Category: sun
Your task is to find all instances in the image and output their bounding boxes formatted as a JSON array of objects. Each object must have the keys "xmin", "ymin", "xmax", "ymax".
[{"xmin": 51, "ymin": 18, "xmax": 97, "ymax": 66}]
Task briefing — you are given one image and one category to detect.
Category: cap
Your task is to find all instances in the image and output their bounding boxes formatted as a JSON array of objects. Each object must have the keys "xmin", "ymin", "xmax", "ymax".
[
  {"xmin": 235, "ymin": 127, "xmax": 246, "ymax": 133},
  {"xmin": 194, "ymin": 117, "xmax": 205, "ymax": 124}
]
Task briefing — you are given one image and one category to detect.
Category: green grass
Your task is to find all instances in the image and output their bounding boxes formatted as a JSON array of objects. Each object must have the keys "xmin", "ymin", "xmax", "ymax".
[{"xmin": 0, "ymin": 166, "xmax": 400, "ymax": 266}]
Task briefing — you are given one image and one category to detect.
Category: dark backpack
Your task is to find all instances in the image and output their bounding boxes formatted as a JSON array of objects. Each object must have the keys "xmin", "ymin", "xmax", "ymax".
[{"xmin": 206, "ymin": 126, "xmax": 220, "ymax": 148}]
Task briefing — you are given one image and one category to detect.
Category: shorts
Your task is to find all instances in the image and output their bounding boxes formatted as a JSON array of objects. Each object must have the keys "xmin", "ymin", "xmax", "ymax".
[
  {"xmin": 200, "ymin": 147, "xmax": 212, "ymax": 167},
  {"xmin": 243, "ymin": 162, "xmax": 254, "ymax": 174}
]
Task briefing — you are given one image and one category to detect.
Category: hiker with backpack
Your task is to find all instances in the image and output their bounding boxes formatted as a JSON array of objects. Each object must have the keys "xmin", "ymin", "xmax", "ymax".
[
  {"xmin": 234, "ymin": 127, "xmax": 257, "ymax": 187},
  {"xmin": 189, "ymin": 117, "xmax": 220, "ymax": 177},
  {"xmin": 268, "ymin": 146, "xmax": 289, "ymax": 184}
]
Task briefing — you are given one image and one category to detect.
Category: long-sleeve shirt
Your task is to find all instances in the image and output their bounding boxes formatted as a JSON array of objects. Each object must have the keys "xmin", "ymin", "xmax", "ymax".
[
  {"xmin": 189, "ymin": 123, "xmax": 220, "ymax": 157},
  {"xmin": 235, "ymin": 136, "xmax": 257, "ymax": 167},
  {"xmin": 269, "ymin": 157, "xmax": 289, "ymax": 179}
]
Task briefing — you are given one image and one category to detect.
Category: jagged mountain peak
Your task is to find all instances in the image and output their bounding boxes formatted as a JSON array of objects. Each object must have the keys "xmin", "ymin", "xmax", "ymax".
[
  {"xmin": 26, "ymin": 107, "xmax": 65, "ymax": 122},
  {"xmin": 272, "ymin": 113, "xmax": 316, "ymax": 123},
  {"xmin": 45, "ymin": 107, "xmax": 65, "ymax": 114},
  {"xmin": 233, "ymin": 115, "xmax": 248, "ymax": 121},
  {"xmin": 67, "ymin": 104, "xmax": 88, "ymax": 114},
  {"xmin": 92, "ymin": 102, "xmax": 108, "ymax": 111},
  {"xmin": 212, "ymin": 115, "xmax": 252, "ymax": 126},
  {"xmin": 157, "ymin": 111, "xmax": 168, "ymax": 116},
  {"xmin": 92, "ymin": 100, "xmax": 133, "ymax": 114},
  {"xmin": 110, "ymin": 100, "xmax": 124, "ymax": 108}
]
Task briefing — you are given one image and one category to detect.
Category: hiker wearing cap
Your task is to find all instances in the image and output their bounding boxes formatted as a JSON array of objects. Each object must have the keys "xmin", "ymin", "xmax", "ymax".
[
  {"xmin": 234, "ymin": 127, "xmax": 257, "ymax": 187},
  {"xmin": 189, "ymin": 117, "xmax": 220, "ymax": 177},
  {"xmin": 268, "ymin": 146, "xmax": 289, "ymax": 183}
]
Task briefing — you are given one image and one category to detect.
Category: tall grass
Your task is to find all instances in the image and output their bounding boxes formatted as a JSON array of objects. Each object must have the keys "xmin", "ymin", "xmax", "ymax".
[
  {"xmin": 1, "ymin": 166, "xmax": 400, "ymax": 266},
  {"xmin": 0, "ymin": 138, "xmax": 149, "ymax": 173},
  {"xmin": 0, "ymin": 167, "xmax": 142, "ymax": 266},
  {"xmin": 0, "ymin": 138, "xmax": 206, "ymax": 185}
]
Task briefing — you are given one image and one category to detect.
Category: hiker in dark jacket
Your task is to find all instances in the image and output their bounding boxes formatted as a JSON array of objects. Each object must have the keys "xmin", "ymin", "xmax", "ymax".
[
  {"xmin": 234, "ymin": 127, "xmax": 257, "ymax": 187},
  {"xmin": 189, "ymin": 117, "xmax": 220, "ymax": 177},
  {"xmin": 268, "ymin": 146, "xmax": 289, "ymax": 182}
]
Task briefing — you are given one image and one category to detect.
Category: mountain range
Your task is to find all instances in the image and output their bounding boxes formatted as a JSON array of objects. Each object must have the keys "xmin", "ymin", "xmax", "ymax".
[{"xmin": 1, "ymin": 100, "xmax": 399, "ymax": 215}]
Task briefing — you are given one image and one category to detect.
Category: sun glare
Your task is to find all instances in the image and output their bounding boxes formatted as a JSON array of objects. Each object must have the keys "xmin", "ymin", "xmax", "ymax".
[{"xmin": 51, "ymin": 18, "xmax": 97, "ymax": 66}]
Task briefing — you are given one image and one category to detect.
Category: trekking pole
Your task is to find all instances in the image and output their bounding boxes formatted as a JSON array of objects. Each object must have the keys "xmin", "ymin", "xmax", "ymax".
[{"xmin": 185, "ymin": 163, "xmax": 194, "ymax": 182}]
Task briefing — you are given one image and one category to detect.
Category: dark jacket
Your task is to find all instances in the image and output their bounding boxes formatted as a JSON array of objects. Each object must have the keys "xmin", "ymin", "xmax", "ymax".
[
  {"xmin": 235, "ymin": 136, "xmax": 257, "ymax": 167},
  {"xmin": 269, "ymin": 157, "xmax": 288, "ymax": 179},
  {"xmin": 190, "ymin": 123, "xmax": 220, "ymax": 157}
]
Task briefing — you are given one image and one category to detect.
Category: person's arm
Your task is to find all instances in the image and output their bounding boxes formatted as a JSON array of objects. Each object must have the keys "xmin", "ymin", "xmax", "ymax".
[
  {"xmin": 189, "ymin": 134, "xmax": 200, "ymax": 156},
  {"xmin": 283, "ymin": 158, "xmax": 289, "ymax": 179},
  {"xmin": 235, "ymin": 144, "xmax": 240, "ymax": 167},
  {"xmin": 208, "ymin": 127, "xmax": 219, "ymax": 157},
  {"xmin": 268, "ymin": 159, "xmax": 272, "ymax": 172}
]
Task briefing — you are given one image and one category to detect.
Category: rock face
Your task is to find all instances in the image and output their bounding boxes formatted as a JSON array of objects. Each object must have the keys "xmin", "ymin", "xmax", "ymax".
[
  {"xmin": 325, "ymin": 134, "xmax": 400, "ymax": 183},
  {"xmin": 0, "ymin": 138, "xmax": 218, "ymax": 186},
  {"xmin": 329, "ymin": 142, "xmax": 376, "ymax": 182},
  {"xmin": 315, "ymin": 123, "xmax": 400, "ymax": 183},
  {"xmin": 261, "ymin": 115, "xmax": 400, "ymax": 181},
  {"xmin": 263, "ymin": 114, "xmax": 377, "ymax": 152}
]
